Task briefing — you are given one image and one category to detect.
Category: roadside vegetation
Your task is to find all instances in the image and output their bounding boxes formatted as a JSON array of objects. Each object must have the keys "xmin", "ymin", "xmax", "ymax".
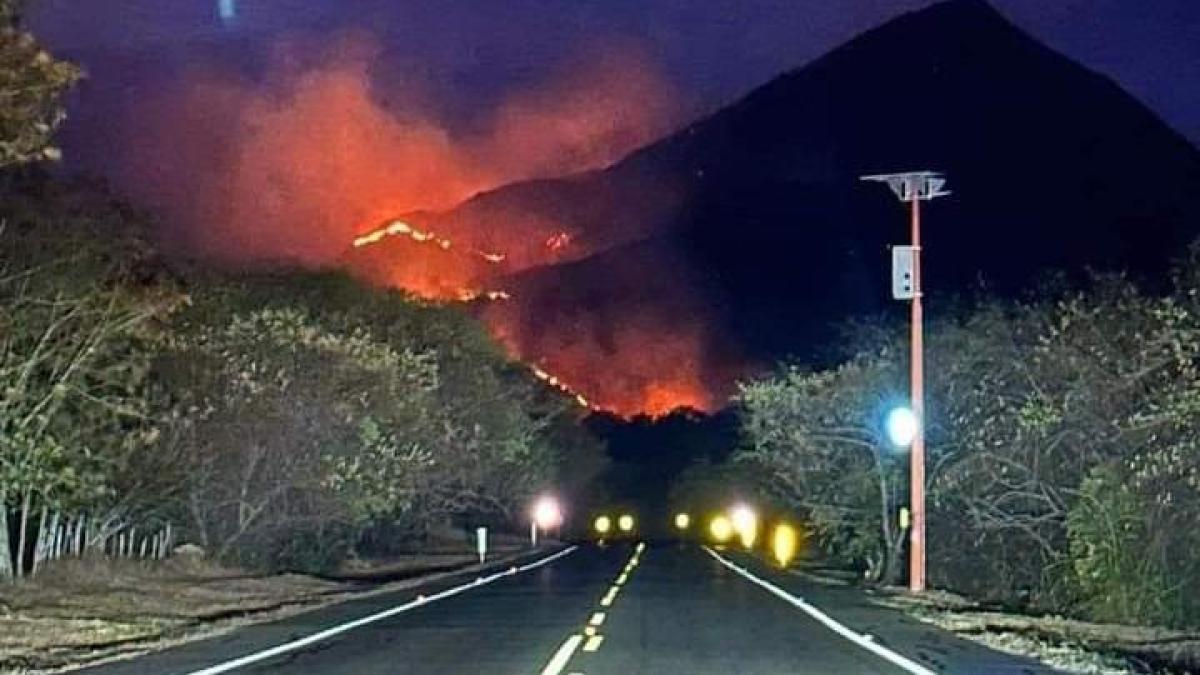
[
  {"xmin": 0, "ymin": 174, "xmax": 602, "ymax": 579},
  {"xmin": 726, "ymin": 255, "xmax": 1200, "ymax": 633},
  {"xmin": 0, "ymin": 3, "xmax": 602, "ymax": 585}
]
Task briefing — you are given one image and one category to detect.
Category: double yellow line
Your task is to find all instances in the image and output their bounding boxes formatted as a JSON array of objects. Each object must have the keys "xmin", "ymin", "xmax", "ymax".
[{"xmin": 539, "ymin": 542, "xmax": 645, "ymax": 675}]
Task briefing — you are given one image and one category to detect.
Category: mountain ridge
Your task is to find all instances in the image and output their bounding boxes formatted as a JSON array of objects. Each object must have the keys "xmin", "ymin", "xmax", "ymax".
[{"xmin": 352, "ymin": 0, "xmax": 1200, "ymax": 413}]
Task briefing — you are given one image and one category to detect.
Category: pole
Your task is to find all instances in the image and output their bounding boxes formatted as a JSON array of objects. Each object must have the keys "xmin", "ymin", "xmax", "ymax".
[
  {"xmin": 530, "ymin": 521, "xmax": 538, "ymax": 548},
  {"xmin": 910, "ymin": 192, "xmax": 926, "ymax": 593}
]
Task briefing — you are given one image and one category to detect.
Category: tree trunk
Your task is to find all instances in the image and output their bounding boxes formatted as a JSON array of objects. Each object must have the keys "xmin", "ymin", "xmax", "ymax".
[
  {"xmin": 15, "ymin": 490, "xmax": 31, "ymax": 579},
  {"xmin": 48, "ymin": 512, "xmax": 61, "ymax": 562},
  {"xmin": 0, "ymin": 489, "xmax": 12, "ymax": 581},
  {"xmin": 876, "ymin": 461, "xmax": 902, "ymax": 586},
  {"xmin": 73, "ymin": 515, "xmax": 84, "ymax": 556},
  {"xmin": 32, "ymin": 506, "xmax": 49, "ymax": 575}
]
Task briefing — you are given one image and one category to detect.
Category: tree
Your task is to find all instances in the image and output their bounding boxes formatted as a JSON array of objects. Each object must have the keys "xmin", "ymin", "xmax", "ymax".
[
  {"xmin": 736, "ymin": 355, "xmax": 908, "ymax": 582},
  {"xmin": 157, "ymin": 271, "xmax": 572, "ymax": 570},
  {"xmin": 733, "ymin": 252, "xmax": 1200, "ymax": 622},
  {"xmin": 158, "ymin": 306, "xmax": 443, "ymax": 569},
  {"xmin": 0, "ymin": 0, "xmax": 79, "ymax": 166},
  {"xmin": 0, "ymin": 261, "xmax": 163, "ymax": 578}
]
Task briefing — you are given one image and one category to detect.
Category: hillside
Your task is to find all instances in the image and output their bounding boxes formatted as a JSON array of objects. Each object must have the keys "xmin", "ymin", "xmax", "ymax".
[{"xmin": 351, "ymin": 0, "xmax": 1200, "ymax": 412}]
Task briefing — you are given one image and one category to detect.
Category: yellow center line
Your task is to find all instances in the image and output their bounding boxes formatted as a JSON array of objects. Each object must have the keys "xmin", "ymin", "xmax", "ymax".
[
  {"xmin": 600, "ymin": 585, "xmax": 619, "ymax": 606},
  {"xmin": 548, "ymin": 544, "xmax": 643, "ymax": 672}
]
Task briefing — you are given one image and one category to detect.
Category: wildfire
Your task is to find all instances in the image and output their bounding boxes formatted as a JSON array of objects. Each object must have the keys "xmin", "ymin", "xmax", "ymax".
[
  {"xmin": 457, "ymin": 289, "xmax": 512, "ymax": 302},
  {"xmin": 353, "ymin": 219, "xmax": 506, "ymax": 265},
  {"xmin": 531, "ymin": 365, "xmax": 593, "ymax": 410},
  {"xmin": 109, "ymin": 25, "xmax": 715, "ymax": 418},
  {"xmin": 545, "ymin": 232, "xmax": 571, "ymax": 252}
]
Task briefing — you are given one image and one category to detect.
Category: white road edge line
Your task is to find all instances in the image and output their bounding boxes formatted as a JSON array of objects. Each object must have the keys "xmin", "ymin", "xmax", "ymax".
[
  {"xmin": 539, "ymin": 634, "xmax": 584, "ymax": 675},
  {"xmin": 184, "ymin": 546, "xmax": 579, "ymax": 675},
  {"xmin": 703, "ymin": 546, "xmax": 936, "ymax": 675}
]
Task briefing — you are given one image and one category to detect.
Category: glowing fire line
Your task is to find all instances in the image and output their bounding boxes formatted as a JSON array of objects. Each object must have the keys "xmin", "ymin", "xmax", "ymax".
[
  {"xmin": 531, "ymin": 365, "xmax": 592, "ymax": 409},
  {"xmin": 353, "ymin": 219, "xmax": 506, "ymax": 264},
  {"xmin": 457, "ymin": 289, "xmax": 512, "ymax": 302},
  {"xmin": 350, "ymin": 221, "xmax": 605, "ymax": 412}
]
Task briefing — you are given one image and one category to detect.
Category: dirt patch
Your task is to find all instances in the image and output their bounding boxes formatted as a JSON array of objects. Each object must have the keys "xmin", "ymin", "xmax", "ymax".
[
  {"xmin": 0, "ymin": 543, "xmax": 543, "ymax": 673},
  {"xmin": 873, "ymin": 590, "xmax": 1200, "ymax": 674}
]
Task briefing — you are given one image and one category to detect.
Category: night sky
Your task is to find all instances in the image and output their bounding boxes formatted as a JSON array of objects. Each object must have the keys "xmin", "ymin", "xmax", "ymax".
[{"xmin": 29, "ymin": 0, "xmax": 1200, "ymax": 145}]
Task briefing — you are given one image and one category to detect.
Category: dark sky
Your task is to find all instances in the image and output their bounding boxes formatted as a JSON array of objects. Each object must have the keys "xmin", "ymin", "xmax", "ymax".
[{"xmin": 29, "ymin": 0, "xmax": 1200, "ymax": 144}]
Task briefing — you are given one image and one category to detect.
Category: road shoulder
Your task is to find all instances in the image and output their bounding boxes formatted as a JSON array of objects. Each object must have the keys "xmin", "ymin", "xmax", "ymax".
[
  {"xmin": 0, "ymin": 545, "xmax": 559, "ymax": 674},
  {"xmin": 710, "ymin": 547, "xmax": 1067, "ymax": 674}
]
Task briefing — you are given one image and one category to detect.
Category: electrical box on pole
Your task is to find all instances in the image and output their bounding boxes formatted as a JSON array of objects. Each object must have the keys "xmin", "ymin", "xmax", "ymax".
[{"xmin": 892, "ymin": 245, "xmax": 916, "ymax": 300}]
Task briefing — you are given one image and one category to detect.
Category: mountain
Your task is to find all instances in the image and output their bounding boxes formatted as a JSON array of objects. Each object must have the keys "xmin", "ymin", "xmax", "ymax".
[{"xmin": 353, "ymin": 0, "xmax": 1200, "ymax": 411}]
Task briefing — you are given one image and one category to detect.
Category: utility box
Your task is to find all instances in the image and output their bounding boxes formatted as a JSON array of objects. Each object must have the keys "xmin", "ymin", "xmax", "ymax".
[{"xmin": 892, "ymin": 245, "xmax": 916, "ymax": 300}]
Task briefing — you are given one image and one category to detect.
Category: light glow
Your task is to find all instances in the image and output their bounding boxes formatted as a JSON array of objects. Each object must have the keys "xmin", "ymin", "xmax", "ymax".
[
  {"xmin": 730, "ymin": 504, "xmax": 758, "ymax": 549},
  {"xmin": 618, "ymin": 514, "xmax": 635, "ymax": 533},
  {"xmin": 709, "ymin": 515, "xmax": 733, "ymax": 543},
  {"xmin": 533, "ymin": 496, "xmax": 563, "ymax": 530},
  {"xmin": 886, "ymin": 406, "xmax": 919, "ymax": 448},
  {"xmin": 772, "ymin": 523, "xmax": 799, "ymax": 567},
  {"xmin": 674, "ymin": 512, "xmax": 691, "ymax": 530},
  {"xmin": 593, "ymin": 515, "xmax": 611, "ymax": 534}
]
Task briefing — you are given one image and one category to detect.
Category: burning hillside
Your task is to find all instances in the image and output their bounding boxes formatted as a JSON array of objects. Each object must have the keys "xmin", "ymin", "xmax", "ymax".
[{"xmin": 108, "ymin": 30, "xmax": 736, "ymax": 416}]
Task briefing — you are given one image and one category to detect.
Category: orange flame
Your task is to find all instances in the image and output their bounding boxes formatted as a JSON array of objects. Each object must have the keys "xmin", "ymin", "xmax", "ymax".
[
  {"xmin": 113, "ymin": 30, "xmax": 737, "ymax": 416},
  {"xmin": 353, "ymin": 219, "xmax": 506, "ymax": 265}
]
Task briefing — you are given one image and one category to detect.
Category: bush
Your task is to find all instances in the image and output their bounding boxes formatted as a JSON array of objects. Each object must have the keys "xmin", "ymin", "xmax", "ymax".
[
  {"xmin": 257, "ymin": 522, "xmax": 356, "ymax": 576},
  {"xmin": 1068, "ymin": 464, "xmax": 1193, "ymax": 627}
]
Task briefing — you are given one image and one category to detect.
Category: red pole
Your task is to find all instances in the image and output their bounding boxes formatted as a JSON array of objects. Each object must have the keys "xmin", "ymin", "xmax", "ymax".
[{"xmin": 910, "ymin": 191, "xmax": 926, "ymax": 593}]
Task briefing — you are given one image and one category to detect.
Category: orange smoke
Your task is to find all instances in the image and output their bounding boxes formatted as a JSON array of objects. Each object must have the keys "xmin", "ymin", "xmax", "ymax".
[
  {"xmin": 485, "ymin": 307, "xmax": 724, "ymax": 417},
  {"xmin": 119, "ymin": 32, "xmax": 676, "ymax": 274},
  {"xmin": 114, "ymin": 31, "xmax": 741, "ymax": 415},
  {"xmin": 479, "ymin": 243, "xmax": 743, "ymax": 417}
]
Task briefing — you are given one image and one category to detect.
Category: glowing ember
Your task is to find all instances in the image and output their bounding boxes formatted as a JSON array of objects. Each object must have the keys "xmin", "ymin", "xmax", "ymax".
[
  {"xmin": 545, "ymin": 232, "xmax": 572, "ymax": 252},
  {"xmin": 457, "ymin": 289, "xmax": 512, "ymax": 302},
  {"xmin": 531, "ymin": 365, "xmax": 593, "ymax": 409}
]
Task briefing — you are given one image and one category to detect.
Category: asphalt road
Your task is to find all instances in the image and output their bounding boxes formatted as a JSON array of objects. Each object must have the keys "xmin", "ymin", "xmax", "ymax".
[{"xmin": 83, "ymin": 543, "xmax": 1058, "ymax": 675}]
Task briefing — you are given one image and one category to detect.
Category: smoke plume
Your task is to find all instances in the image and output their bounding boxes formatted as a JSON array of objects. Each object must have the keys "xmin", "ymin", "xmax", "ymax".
[
  {"xmin": 116, "ymin": 32, "xmax": 677, "ymax": 266},
  {"xmin": 111, "ymin": 30, "xmax": 744, "ymax": 415}
]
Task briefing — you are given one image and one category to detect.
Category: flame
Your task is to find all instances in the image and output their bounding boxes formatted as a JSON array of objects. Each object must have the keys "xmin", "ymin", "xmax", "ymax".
[
  {"xmin": 545, "ymin": 232, "xmax": 572, "ymax": 252},
  {"xmin": 108, "ymin": 29, "xmax": 737, "ymax": 416},
  {"xmin": 531, "ymin": 365, "xmax": 593, "ymax": 409},
  {"xmin": 457, "ymin": 289, "xmax": 512, "ymax": 302},
  {"xmin": 353, "ymin": 219, "xmax": 505, "ymax": 265},
  {"xmin": 482, "ymin": 298, "xmax": 732, "ymax": 418}
]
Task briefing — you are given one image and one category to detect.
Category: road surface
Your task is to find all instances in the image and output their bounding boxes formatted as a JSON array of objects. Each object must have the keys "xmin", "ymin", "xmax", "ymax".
[{"xmin": 83, "ymin": 543, "xmax": 1057, "ymax": 674}]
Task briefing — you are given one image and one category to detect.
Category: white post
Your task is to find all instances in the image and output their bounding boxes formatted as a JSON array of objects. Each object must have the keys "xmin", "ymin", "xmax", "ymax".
[
  {"xmin": 73, "ymin": 515, "xmax": 84, "ymax": 556},
  {"xmin": 530, "ymin": 521, "xmax": 538, "ymax": 548},
  {"xmin": 476, "ymin": 527, "xmax": 487, "ymax": 564}
]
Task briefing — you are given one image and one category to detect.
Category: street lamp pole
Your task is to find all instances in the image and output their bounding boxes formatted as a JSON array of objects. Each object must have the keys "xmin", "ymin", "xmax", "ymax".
[{"xmin": 861, "ymin": 171, "xmax": 949, "ymax": 593}]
